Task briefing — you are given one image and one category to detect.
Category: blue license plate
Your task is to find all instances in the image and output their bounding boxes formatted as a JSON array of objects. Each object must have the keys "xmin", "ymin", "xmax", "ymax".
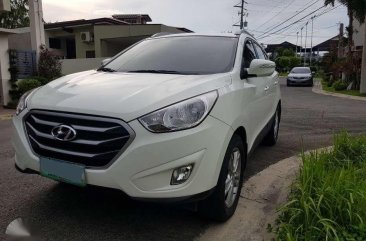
[{"xmin": 40, "ymin": 158, "xmax": 86, "ymax": 187}]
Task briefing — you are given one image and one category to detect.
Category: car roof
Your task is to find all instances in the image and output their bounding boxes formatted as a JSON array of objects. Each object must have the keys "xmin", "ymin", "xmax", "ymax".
[
  {"xmin": 151, "ymin": 33, "xmax": 238, "ymax": 38},
  {"xmin": 150, "ymin": 32, "xmax": 252, "ymax": 40}
]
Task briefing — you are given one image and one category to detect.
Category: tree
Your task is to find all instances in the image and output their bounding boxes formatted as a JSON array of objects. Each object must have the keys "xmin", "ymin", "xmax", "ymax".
[
  {"xmin": 0, "ymin": 0, "xmax": 29, "ymax": 29},
  {"xmin": 325, "ymin": 0, "xmax": 366, "ymax": 92},
  {"xmin": 325, "ymin": 0, "xmax": 365, "ymax": 59},
  {"xmin": 361, "ymin": 20, "xmax": 366, "ymax": 94}
]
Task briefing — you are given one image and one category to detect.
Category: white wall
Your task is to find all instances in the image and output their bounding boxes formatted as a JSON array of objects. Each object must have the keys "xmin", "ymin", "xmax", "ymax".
[
  {"xmin": 0, "ymin": 34, "xmax": 11, "ymax": 106},
  {"xmin": 354, "ymin": 20, "xmax": 365, "ymax": 48},
  {"xmin": 61, "ymin": 58, "xmax": 106, "ymax": 75}
]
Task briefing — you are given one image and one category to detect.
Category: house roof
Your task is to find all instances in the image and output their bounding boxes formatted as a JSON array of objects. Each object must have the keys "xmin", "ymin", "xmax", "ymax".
[
  {"xmin": 45, "ymin": 18, "xmax": 129, "ymax": 30},
  {"xmin": 265, "ymin": 41, "xmax": 299, "ymax": 53},
  {"xmin": 312, "ymin": 35, "xmax": 344, "ymax": 51},
  {"xmin": 112, "ymin": 14, "xmax": 152, "ymax": 22}
]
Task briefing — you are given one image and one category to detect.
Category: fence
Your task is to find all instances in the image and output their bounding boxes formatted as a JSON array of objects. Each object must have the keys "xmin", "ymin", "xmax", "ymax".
[
  {"xmin": 61, "ymin": 58, "xmax": 106, "ymax": 75},
  {"xmin": 10, "ymin": 50, "xmax": 37, "ymax": 79}
]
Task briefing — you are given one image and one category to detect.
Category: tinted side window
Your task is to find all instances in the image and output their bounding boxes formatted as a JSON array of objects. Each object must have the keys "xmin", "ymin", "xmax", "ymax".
[
  {"xmin": 243, "ymin": 41, "xmax": 257, "ymax": 68},
  {"xmin": 253, "ymin": 43, "xmax": 267, "ymax": 60}
]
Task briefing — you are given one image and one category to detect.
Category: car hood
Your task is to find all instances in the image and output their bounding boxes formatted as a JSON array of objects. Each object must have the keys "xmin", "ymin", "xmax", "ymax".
[
  {"xmin": 28, "ymin": 70, "xmax": 231, "ymax": 122},
  {"xmin": 288, "ymin": 73, "xmax": 312, "ymax": 78}
]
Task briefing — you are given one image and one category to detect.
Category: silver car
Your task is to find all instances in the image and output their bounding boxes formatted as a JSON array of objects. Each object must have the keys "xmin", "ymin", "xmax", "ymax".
[{"xmin": 287, "ymin": 67, "xmax": 314, "ymax": 87}]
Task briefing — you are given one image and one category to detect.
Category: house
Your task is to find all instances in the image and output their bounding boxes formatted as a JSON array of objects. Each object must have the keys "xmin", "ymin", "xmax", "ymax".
[
  {"xmin": 265, "ymin": 41, "xmax": 299, "ymax": 55},
  {"xmin": 7, "ymin": 14, "xmax": 192, "ymax": 76},
  {"xmin": 9, "ymin": 14, "xmax": 192, "ymax": 60}
]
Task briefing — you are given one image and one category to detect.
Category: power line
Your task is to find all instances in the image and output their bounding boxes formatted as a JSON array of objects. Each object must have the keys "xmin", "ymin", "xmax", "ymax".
[
  {"xmin": 257, "ymin": 5, "xmax": 326, "ymax": 40},
  {"xmin": 259, "ymin": 4, "xmax": 342, "ymax": 51},
  {"xmin": 255, "ymin": 0, "xmax": 297, "ymax": 31},
  {"xmin": 262, "ymin": 4, "xmax": 341, "ymax": 43},
  {"xmin": 256, "ymin": 0, "xmax": 321, "ymax": 38},
  {"xmin": 249, "ymin": 29, "xmax": 335, "ymax": 38}
]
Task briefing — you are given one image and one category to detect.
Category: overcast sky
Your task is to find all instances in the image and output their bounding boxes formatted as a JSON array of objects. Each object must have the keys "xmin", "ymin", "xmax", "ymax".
[{"xmin": 42, "ymin": 0, "xmax": 349, "ymax": 46}]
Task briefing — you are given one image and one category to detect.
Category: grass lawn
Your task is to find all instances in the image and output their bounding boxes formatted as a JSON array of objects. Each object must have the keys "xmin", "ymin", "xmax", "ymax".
[
  {"xmin": 273, "ymin": 132, "xmax": 366, "ymax": 241},
  {"xmin": 320, "ymin": 79, "xmax": 366, "ymax": 97}
]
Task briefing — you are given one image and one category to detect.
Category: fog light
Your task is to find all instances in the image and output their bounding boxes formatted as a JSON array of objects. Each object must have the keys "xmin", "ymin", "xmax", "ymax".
[{"xmin": 171, "ymin": 164, "xmax": 194, "ymax": 185}]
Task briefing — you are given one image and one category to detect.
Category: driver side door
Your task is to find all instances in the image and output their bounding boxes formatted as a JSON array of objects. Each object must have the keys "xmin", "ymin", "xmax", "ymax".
[{"xmin": 241, "ymin": 39, "xmax": 271, "ymax": 149}]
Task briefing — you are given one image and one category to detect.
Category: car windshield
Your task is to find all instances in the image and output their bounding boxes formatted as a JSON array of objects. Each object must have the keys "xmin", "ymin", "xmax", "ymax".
[
  {"xmin": 102, "ymin": 36, "xmax": 239, "ymax": 75},
  {"xmin": 291, "ymin": 68, "xmax": 311, "ymax": 74}
]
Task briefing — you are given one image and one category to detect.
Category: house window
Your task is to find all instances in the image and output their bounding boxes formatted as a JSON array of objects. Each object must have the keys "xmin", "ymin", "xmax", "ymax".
[
  {"xmin": 49, "ymin": 38, "xmax": 61, "ymax": 49},
  {"xmin": 86, "ymin": 51, "xmax": 95, "ymax": 58}
]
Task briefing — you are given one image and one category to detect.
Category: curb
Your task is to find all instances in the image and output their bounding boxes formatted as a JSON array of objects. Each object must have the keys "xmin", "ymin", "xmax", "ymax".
[
  {"xmin": 196, "ymin": 155, "xmax": 302, "ymax": 241},
  {"xmin": 312, "ymin": 80, "xmax": 366, "ymax": 101},
  {"xmin": 0, "ymin": 114, "xmax": 13, "ymax": 121}
]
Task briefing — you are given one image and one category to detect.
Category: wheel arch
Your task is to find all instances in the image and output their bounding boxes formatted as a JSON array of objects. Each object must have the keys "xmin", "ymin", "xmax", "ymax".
[{"xmin": 233, "ymin": 126, "xmax": 248, "ymax": 156}]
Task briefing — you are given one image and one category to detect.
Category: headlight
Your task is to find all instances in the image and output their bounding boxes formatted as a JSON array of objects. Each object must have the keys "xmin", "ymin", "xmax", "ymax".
[
  {"xmin": 139, "ymin": 91, "xmax": 218, "ymax": 133},
  {"xmin": 15, "ymin": 89, "xmax": 37, "ymax": 116}
]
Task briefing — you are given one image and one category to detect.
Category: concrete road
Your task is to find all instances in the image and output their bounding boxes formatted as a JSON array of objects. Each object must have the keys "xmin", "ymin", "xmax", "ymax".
[{"xmin": 1, "ymin": 78, "xmax": 366, "ymax": 241}]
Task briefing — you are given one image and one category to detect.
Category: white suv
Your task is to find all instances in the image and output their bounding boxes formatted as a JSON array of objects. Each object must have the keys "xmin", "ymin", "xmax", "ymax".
[{"xmin": 12, "ymin": 31, "xmax": 281, "ymax": 221}]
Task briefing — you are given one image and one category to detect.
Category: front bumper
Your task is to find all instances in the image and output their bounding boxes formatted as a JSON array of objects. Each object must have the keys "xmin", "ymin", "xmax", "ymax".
[
  {"xmin": 12, "ymin": 110, "xmax": 233, "ymax": 199},
  {"xmin": 287, "ymin": 78, "xmax": 313, "ymax": 86}
]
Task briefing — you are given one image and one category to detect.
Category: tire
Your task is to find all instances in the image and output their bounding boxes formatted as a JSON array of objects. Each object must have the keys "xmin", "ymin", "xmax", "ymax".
[
  {"xmin": 198, "ymin": 134, "xmax": 246, "ymax": 222},
  {"xmin": 263, "ymin": 106, "xmax": 280, "ymax": 146}
]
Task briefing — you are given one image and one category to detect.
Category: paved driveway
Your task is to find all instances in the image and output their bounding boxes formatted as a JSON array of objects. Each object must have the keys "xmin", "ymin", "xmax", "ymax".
[{"xmin": 1, "ymin": 78, "xmax": 365, "ymax": 241}]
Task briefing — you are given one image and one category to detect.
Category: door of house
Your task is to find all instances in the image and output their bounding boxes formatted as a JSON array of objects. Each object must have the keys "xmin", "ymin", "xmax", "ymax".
[{"xmin": 66, "ymin": 39, "xmax": 76, "ymax": 59}]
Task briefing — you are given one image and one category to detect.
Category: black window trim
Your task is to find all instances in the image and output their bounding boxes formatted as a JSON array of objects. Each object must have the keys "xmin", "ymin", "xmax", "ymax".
[
  {"xmin": 252, "ymin": 41, "xmax": 268, "ymax": 60},
  {"xmin": 240, "ymin": 38, "xmax": 258, "ymax": 79}
]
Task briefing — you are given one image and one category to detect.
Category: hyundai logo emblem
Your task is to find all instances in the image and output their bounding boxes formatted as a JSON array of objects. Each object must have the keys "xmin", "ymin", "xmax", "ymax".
[{"xmin": 51, "ymin": 125, "xmax": 77, "ymax": 141}]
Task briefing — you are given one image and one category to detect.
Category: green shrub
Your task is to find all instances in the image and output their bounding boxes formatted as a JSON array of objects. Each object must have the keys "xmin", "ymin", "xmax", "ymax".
[
  {"xmin": 17, "ymin": 79, "xmax": 42, "ymax": 96},
  {"xmin": 274, "ymin": 132, "xmax": 366, "ymax": 241},
  {"xmin": 27, "ymin": 76, "xmax": 49, "ymax": 85},
  {"xmin": 333, "ymin": 80, "xmax": 348, "ymax": 91},
  {"xmin": 38, "ymin": 45, "xmax": 62, "ymax": 81}
]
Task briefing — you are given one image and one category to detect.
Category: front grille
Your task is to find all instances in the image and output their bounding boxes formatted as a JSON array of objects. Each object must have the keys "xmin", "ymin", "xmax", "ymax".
[{"xmin": 24, "ymin": 110, "xmax": 134, "ymax": 168}]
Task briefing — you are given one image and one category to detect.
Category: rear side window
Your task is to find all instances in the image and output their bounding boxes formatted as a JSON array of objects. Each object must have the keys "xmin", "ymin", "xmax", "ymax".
[
  {"xmin": 243, "ymin": 41, "xmax": 257, "ymax": 68},
  {"xmin": 253, "ymin": 43, "xmax": 267, "ymax": 60}
]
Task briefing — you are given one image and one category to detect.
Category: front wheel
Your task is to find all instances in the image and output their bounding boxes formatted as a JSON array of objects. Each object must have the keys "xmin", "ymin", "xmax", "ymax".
[{"xmin": 198, "ymin": 134, "xmax": 246, "ymax": 222}]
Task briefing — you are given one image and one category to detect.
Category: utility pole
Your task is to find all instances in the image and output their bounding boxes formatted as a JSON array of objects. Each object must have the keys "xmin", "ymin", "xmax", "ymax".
[
  {"xmin": 338, "ymin": 23, "xmax": 344, "ymax": 58},
  {"xmin": 310, "ymin": 16, "xmax": 315, "ymax": 66},
  {"xmin": 296, "ymin": 32, "xmax": 299, "ymax": 57},
  {"xmin": 29, "ymin": 0, "xmax": 45, "ymax": 62},
  {"xmin": 304, "ymin": 22, "xmax": 309, "ymax": 66},
  {"xmin": 300, "ymin": 27, "xmax": 304, "ymax": 62},
  {"xmin": 234, "ymin": 0, "xmax": 248, "ymax": 29},
  {"xmin": 360, "ymin": 21, "xmax": 366, "ymax": 94}
]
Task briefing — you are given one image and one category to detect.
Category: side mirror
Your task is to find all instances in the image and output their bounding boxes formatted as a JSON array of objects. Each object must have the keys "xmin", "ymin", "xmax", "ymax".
[
  {"xmin": 101, "ymin": 58, "xmax": 112, "ymax": 66},
  {"xmin": 247, "ymin": 59, "xmax": 276, "ymax": 77}
]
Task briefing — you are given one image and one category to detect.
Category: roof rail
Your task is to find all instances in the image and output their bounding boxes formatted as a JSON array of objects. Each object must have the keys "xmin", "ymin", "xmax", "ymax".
[
  {"xmin": 151, "ymin": 32, "xmax": 176, "ymax": 38},
  {"xmin": 235, "ymin": 29, "xmax": 255, "ymax": 38}
]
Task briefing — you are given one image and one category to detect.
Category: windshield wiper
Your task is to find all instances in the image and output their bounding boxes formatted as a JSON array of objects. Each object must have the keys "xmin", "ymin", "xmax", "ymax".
[
  {"xmin": 127, "ymin": 70, "xmax": 195, "ymax": 75},
  {"xmin": 97, "ymin": 67, "xmax": 116, "ymax": 72}
]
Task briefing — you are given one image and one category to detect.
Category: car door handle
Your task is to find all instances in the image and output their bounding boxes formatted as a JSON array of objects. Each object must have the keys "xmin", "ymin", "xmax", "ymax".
[{"xmin": 264, "ymin": 86, "xmax": 270, "ymax": 91}]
